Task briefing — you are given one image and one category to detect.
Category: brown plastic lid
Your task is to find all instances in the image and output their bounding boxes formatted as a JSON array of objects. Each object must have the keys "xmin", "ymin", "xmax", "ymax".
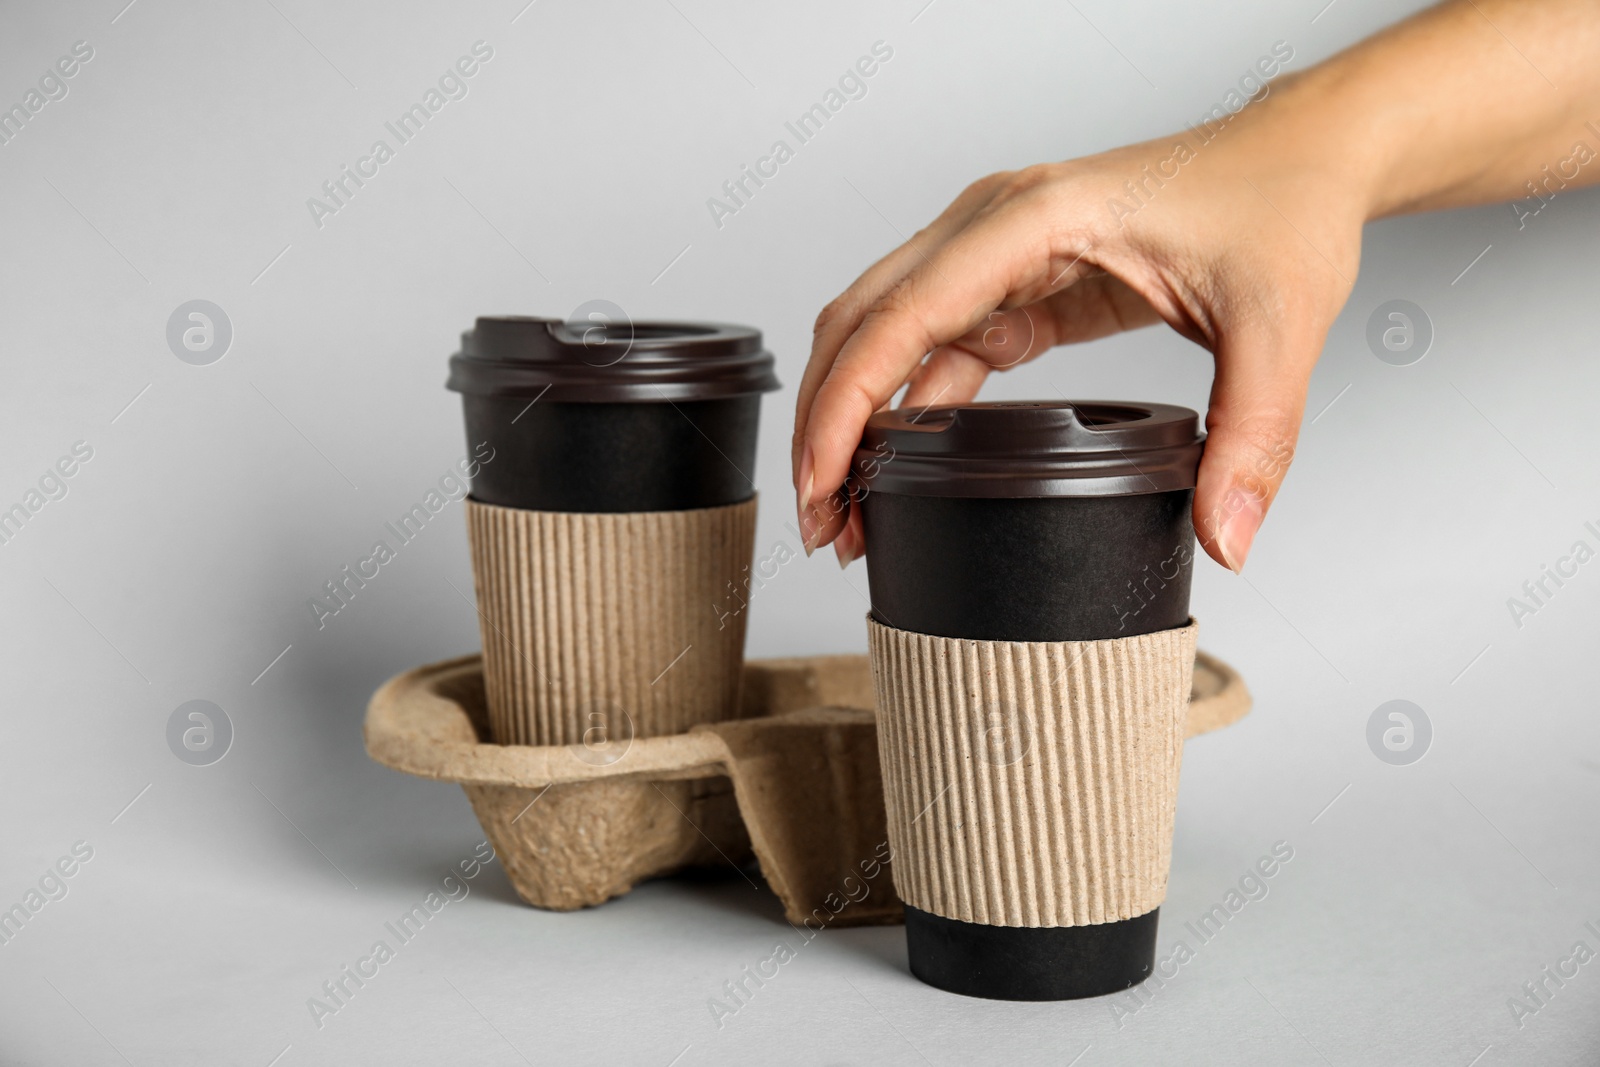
[
  {"xmin": 446, "ymin": 316, "xmax": 780, "ymax": 402},
  {"xmin": 854, "ymin": 400, "xmax": 1204, "ymax": 498}
]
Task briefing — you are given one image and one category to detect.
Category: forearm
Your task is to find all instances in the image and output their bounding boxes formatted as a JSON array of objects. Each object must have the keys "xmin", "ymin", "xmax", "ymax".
[{"xmin": 1248, "ymin": 0, "xmax": 1600, "ymax": 220}]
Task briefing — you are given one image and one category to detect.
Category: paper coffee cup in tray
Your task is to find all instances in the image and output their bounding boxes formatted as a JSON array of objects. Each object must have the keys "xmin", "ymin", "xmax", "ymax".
[{"xmin": 445, "ymin": 315, "xmax": 780, "ymax": 747}]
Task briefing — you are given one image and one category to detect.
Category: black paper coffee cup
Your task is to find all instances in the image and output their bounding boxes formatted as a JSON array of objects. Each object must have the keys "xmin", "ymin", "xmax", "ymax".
[
  {"xmin": 446, "ymin": 315, "xmax": 780, "ymax": 749},
  {"xmin": 855, "ymin": 400, "xmax": 1205, "ymax": 1001},
  {"xmin": 446, "ymin": 315, "xmax": 779, "ymax": 512}
]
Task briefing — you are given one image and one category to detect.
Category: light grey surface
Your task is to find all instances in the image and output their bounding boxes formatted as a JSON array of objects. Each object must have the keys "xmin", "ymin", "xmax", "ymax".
[{"xmin": 2, "ymin": 1, "xmax": 1597, "ymax": 1064}]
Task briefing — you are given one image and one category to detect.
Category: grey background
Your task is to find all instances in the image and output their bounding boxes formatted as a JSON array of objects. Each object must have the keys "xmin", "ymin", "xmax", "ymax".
[{"xmin": 2, "ymin": 0, "xmax": 1597, "ymax": 1064}]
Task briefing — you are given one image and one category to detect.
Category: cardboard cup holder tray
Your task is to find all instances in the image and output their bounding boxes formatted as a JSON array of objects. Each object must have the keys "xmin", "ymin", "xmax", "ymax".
[{"xmin": 364, "ymin": 651, "xmax": 1249, "ymax": 927}]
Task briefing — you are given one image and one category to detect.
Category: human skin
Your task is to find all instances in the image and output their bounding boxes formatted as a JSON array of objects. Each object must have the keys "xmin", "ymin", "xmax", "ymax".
[{"xmin": 792, "ymin": 0, "xmax": 1600, "ymax": 571}]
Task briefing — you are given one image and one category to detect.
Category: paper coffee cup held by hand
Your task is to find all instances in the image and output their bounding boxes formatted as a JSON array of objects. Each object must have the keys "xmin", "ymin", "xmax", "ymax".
[{"xmin": 856, "ymin": 400, "xmax": 1206, "ymax": 1001}]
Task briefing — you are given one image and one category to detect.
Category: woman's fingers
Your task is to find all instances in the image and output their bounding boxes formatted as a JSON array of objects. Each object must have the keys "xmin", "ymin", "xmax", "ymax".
[
  {"xmin": 900, "ymin": 344, "xmax": 992, "ymax": 411},
  {"xmin": 791, "ymin": 175, "xmax": 1012, "ymax": 481},
  {"xmin": 1191, "ymin": 313, "xmax": 1321, "ymax": 572},
  {"xmin": 1039, "ymin": 272, "xmax": 1167, "ymax": 344},
  {"xmin": 797, "ymin": 202, "xmax": 1078, "ymax": 549},
  {"xmin": 832, "ymin": 503, "xmax": 866, "ymax": 569},
  {"xmin": 795, "ymin": 240, "xmax": 935, "ymax": 481},
  {"xmin": 902, "ymin": 275, "xmax": 1167, "ymax": 410},
  {"xmin": 822, "ymin": 346, "xmax": 986, "ymax": 569}
]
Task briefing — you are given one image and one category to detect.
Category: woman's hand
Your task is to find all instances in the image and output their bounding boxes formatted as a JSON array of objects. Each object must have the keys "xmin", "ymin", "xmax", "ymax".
[
  {"xmin": 792, "ymin": 0, "xmax": 1600, "ymax": 574},
  {"xmin": 792, "ymin": 108, "xmax": 1367, "ymax": 572}
]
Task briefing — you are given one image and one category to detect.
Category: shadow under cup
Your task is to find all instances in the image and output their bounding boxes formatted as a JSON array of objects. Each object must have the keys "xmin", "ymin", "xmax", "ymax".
[{"xmin": 856, "ymin": 400, "xmax": 1205, "ymax": 1001}]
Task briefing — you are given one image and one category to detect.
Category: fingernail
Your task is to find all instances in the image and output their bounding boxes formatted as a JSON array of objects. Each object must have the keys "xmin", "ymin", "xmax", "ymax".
[
  {"xmin": 801, "ymin": 506, "xmax": 822, "ymax": 557},
  {"xmin": 1216, "ymin": 493, "xmax": 1264, "ymax": 574},
  {"xmin": 835, "ymin": 529, "xmax": 860, "ymax": 570},
  {"xmin": 796, "ymin": 442, "xmax": 815, "ymax": 514}
]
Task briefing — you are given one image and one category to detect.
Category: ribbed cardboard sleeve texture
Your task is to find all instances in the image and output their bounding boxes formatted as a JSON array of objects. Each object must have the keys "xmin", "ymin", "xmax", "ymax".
[
  {"xmin": 867, "ymin": 616, "xmax": 1198, "ymax": 929},
  {"xmin": 466, "ymin": 496, "xmax": 758, "ymax": 746}
]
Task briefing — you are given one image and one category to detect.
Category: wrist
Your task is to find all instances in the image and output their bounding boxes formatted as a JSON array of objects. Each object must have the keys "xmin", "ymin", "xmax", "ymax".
[{"xmin": 1229, "ymin": 68, "xmax": 1398, "ymax": 224}]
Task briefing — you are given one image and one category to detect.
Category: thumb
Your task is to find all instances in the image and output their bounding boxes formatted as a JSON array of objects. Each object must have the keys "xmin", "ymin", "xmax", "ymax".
[{"xmin": 1193, "ymin": 326, "xmax": 1316, "ymax": 573}]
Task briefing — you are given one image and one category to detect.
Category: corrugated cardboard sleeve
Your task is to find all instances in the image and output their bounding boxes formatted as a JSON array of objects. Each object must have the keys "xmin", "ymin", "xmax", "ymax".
[
  {"xmin": 466, "ymin": 496, "xmax": 758, "ymax": 746},
  {"xmin": 867, "ymin": 616, "xmax": 1198, "ymax": 929}
]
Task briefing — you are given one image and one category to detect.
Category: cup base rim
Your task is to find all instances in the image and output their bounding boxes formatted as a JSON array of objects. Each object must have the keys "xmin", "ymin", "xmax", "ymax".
[{"xmin": 904, "ymin": 904, "xmax": 1159, "ymax": 1001}]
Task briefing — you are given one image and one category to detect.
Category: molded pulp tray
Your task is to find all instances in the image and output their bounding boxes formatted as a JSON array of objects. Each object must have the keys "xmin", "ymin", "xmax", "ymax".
[{"xmin": 364, "ymin": 652, "xmax": 1250, "ymax": 927}]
